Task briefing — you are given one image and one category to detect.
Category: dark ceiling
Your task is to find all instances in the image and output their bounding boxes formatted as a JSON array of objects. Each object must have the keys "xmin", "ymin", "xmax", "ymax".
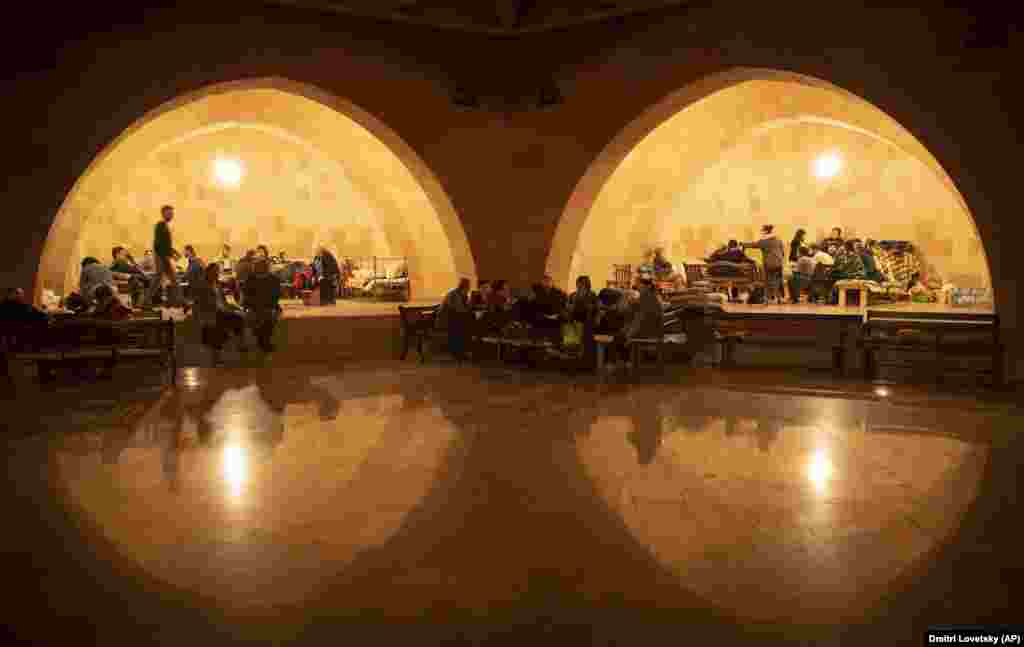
[{"xmin": 264, "ymin": 0, "xmax": 693, "ymax": 34}]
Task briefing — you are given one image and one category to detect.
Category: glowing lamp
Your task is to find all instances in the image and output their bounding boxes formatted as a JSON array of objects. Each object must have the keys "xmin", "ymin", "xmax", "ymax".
[
  {"xmin": 213, "ymin": 157, "xmax": 244, "ymax": 188},
  {"xmin": 813, "ymin": 152, "xmax": 843, "ymax": 180}
]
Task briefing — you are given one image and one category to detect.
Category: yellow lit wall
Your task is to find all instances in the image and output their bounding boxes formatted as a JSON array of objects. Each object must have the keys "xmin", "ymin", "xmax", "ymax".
[
  {"xmin": 41, "ymin": 86, "xmax": 469, "ymax": 300},
  {"xmin": 565, "ymin": 79, "xmax": 989, "ymax": 290}
]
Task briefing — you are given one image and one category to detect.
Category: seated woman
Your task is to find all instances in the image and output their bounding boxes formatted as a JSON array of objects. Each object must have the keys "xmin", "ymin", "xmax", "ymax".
[
  {"xmin": 858, "ymin": 240, "xmax": 885, "ymax": 283},
  {"xmin": 193, "ymin": 263, "xmax": 249, "ymax": 364},
  {"xmin": 831, "ymin": 240, "xmax": 866, "ymax": 281},
  {"xmin": 828, "ymin": 240, "xmax": 866, "ymax": 304}
]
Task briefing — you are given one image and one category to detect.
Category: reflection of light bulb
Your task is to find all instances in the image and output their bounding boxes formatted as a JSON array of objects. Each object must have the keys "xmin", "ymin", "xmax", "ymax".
[
  {"xmin": 806, "ymin": 449, "xmax": 834, "ymax": 494},
  {"xmin": 213, "ymin": 157, "xmax": 244, "ymax": 188},
  {"xmin": 813, "ymin": 152, "xmax": 842, "ymax": 180},
  {"xmin": 874, "ymin": 386, "xmax": 890, "ymax": 398},
  {"xmin": 222, "ymin": 444, "xmax": 247, "ymax": 501}
]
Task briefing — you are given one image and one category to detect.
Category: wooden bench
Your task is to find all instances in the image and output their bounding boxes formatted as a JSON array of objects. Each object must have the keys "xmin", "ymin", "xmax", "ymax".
[
  {"xmin": 1, "ymin": 316, "xmax": 176, "ymax": 385},
  {"xmin": 593, "ymin": 308, "xmax": 690, "ymax": 373},
  {"xmin": 860, "ymin": 310, "xmax": 1003, "ymax": 386},
  {"xmin": 479, "ymin": 335, "xmax": 555, "ymax": 362},
  {"xmin": 398, "ymin": 305, "xmax": 443, "ymax": 362}
]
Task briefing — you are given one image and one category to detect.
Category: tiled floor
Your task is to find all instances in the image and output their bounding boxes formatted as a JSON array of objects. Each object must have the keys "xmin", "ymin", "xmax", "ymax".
[{"xmin": 1, "ymin": 362, "xmax": 1020, "ymax": 645}]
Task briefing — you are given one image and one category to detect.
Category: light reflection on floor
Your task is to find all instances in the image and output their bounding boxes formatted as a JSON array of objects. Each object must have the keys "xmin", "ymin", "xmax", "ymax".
[
  {"xmin": 53, "ymin": 376, "xmax": 458, "ymax": 609},
  {"xmin": 576, "ymin": 397, "xmax": 986, "ymax": 621},
  {"xmin": 4, "ymin": 363, "xmax": 1017, "ymax": 643}
]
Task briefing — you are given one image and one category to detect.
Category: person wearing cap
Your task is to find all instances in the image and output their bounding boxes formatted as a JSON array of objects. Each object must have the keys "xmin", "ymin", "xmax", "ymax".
[{"xmin": 742, "ymin": 225, "xmax": 786, "ymax": 304}]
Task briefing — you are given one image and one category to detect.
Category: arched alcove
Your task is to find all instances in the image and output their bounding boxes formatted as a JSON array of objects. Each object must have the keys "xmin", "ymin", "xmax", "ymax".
[
  {"xmin": 547, "ymin": 68, "xmax": 993, "ymax": 300},
  {"xmin": 37, "ymin": 78, "xmax": 476, "ymax": 302}
]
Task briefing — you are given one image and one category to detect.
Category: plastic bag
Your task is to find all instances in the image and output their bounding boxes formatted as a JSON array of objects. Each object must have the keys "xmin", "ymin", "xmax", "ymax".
[{"xmin": 562, "ymin": 321, "xmax": 583, "ymax": 346}]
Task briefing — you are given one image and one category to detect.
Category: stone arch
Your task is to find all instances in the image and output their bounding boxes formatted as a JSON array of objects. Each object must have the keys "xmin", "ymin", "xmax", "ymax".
[
  {"xmin": 37, "ymin": 77, "xmax": 476, "ymax": 301},
  {"xmin": 547, "ymin": 67, "xmax": 992, "ymax": 301}
]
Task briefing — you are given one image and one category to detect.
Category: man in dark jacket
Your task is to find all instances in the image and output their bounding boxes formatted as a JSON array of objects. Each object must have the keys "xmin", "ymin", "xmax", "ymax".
[
  {"xmin": 440, "ymin": 278, "xmax": 471, "ymax": 361},
  {"xmin": 146, "ymin": 205, "xmax": 182, "ymax": 307},
  {"xmin": 623, "ymin": 279, "xmax": 664, "ymax": 340},
  {"xmin": 243, "ymin": 258, "xmax": 282, "ymax": 352}
]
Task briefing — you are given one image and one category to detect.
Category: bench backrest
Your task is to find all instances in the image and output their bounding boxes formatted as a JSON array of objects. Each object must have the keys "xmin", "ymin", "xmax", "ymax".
[
  {"xmin": 866, "ymin": 310, "xmax": 997, "ymax": 324},
  {"xmin": 398, "ymin": 305, "xmax": 440, "ymax": 332},
  {"xmin": 1, "ymin": 317, "xmax": 174, "ymax": 352},
  {"xmin": 864, "ymin": 310, "xmax": 999, "ymax": 344}
]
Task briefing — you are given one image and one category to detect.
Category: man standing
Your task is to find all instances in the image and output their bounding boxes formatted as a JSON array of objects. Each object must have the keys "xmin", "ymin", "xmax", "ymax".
[
  {"xmin": 742, "ymin": 225, "xmax": 786, "ymax": 304},
  {"xmin": 788, "ymin": 247, "xmax": 816, "ymax": 304},
  {"xmin": 147, "ymin": 205, "xmax": 182, "ymax": 308}
]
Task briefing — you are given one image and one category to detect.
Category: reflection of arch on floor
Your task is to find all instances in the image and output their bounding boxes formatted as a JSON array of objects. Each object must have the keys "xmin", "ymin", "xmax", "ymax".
[
  {"xmin": 547, "ymin": 67, "xmax": 993, "ymax": 305},
  {"xmin": 37, "ymin": 77, "xmax": 476, "ymax": 302}
]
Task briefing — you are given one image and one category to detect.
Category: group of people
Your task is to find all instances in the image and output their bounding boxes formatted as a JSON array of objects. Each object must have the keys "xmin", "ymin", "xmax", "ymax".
[
  {"xmin": 440, "ymin": 273, "xmax": 666, "ymax": 370},
  {"xmin": 708, "ymin": 225, "xmax": 890, "ymax": 304}
]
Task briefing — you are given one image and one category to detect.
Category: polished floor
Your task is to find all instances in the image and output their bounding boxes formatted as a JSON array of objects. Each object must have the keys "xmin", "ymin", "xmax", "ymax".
[{"xmin": 1, "ymin": 362, "xmax": 1020, "ymax": 645}]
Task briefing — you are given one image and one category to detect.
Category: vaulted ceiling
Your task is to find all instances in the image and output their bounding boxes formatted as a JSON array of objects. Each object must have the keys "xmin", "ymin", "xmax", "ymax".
[{"xmin": 265, "ymin": 0, "xmax": 693, "ymax": 34}]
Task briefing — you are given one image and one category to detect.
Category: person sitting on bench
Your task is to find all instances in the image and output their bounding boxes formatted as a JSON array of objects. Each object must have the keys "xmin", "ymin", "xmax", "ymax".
[
  {"xmin": 80, "ymin": 257, "xmax": 118, "ymax": 308},
  {"xmin": 611, "ymin": 278, "xmax": 664, "ymax": 368},
  {"xmin": 110, "ymin": 246, "xmax": 151, "ymax": 307},
  {"xmin": 242, "ymin": 258, "xmax": 282, "ymax": 353},
  {"xmin": 439, "ymin": 278, "xmax": 472, "ymax": 361},
  {"xmin": 193, "ymin": 263, "xmax": 248, "ymax": 365}
]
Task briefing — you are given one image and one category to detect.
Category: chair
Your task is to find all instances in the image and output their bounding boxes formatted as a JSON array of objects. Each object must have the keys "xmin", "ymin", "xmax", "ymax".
[
  {"xmin": 683, "ymin": 264, "xmax": 706, "ymax": 286},
  {"xmin": 608, "ymin": 264, "xmax": 632, "ymax": 289}
]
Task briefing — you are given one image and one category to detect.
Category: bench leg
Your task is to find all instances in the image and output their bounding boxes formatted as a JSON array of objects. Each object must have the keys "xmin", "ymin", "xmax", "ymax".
[
  {"xmin": 596, "ymin": 343, "xmax": 605, "ymax": 371},
  {"xmin": 993, "ymin": 349, "xmax": 1005, "ymax": 388},
  {"xmin": 417, "ymin": 335, "xmax": 426, "ymax": 363},
  {"xmin": 722, "ymin": 339, "xmax": 737, "ymax": 368},
  {"xmin": 863, "ymin": 348, "xmax": 875, "ymax": 381},
  {"xmin": 400, "ymin": 334, "xmax": 410, "ymax": 360}
]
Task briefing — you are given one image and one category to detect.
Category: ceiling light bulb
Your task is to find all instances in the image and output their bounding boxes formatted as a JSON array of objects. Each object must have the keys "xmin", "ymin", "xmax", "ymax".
[
  {"xmin": 213, "ymin": 157, "xmax": 244, "ymax": 188},
  {"xmin": 813, "ymin": 152, "xmax": 842, "ymax": 180}
]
